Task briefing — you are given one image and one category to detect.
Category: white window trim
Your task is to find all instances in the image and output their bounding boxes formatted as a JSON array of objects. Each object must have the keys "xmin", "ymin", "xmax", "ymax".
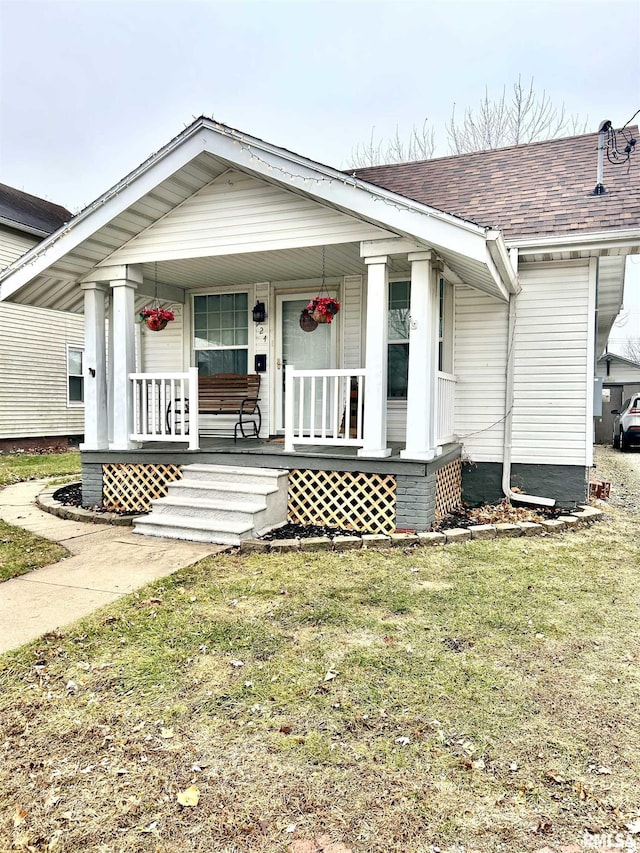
[
  {"xmin": 191, "ymin": 289, "xmax": 251, "ymax": 372},
  {"xmin": 388, "ymin": 278, "xmax": 411, "ymax": 400},
  {"xmin": 66, "ymin": 344, "xmax": 84, "ymax": 408}
]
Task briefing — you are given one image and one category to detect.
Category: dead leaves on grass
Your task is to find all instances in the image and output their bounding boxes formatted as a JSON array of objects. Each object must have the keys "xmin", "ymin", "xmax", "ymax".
[
  {"xmin": 176, "ymin": 784, "xmax": 200, "ymax": 807},
  {"xmin": 289, "ymin": 835, "xmax": 352, "ymax": 853}
]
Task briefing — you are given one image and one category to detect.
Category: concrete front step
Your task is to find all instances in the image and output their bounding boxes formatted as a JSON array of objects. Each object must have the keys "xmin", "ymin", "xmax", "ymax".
[
  {"xmin": 133, "ymin": 513, "xmax": 254, "ymax": 545},
  {"xmin": 183, "ymin": 464, "xmax": 288, "ymax": 486},
  {"xmin": 170, "ymin": 480, "xmax": 278, "ymax": 504},
  {"xmin": 133, "ymin": 463, "xmax": 289, "ymax": 545}
]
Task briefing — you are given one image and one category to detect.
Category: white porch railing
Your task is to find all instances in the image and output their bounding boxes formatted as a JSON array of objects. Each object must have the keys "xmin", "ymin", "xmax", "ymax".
[
  {"xmin": 284, "ymin": 366, "xmax": 366, "ymax": 452},
  {"xmin": 437, "ymin": 371, "xmax": 457, "ymax": 443},
  {"xmin": 130, "ymin": 367, "xmax": 199, "ymax": 449}
]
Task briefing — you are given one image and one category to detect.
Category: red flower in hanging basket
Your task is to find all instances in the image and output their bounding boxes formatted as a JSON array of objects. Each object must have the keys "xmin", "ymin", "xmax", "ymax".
[
  {"xmin": 139, "ymin": 306, "xmax": 175, "ymax": 331},
  {"xmin": 307, "ymin": 296, "xmax": 340, "ymax": 324}
]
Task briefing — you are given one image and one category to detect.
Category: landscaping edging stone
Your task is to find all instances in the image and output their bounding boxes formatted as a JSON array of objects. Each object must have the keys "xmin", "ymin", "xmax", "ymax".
[
  {"xmin": 35, "ymin": 486, "xmax": 605, "ymax": 550},
  {"xmin": 37, "ymin": 488, "xmax": 134, "ymax": 527},
  {"xmin": 239, "ymin": 505, "xmax": 605, "ymax": 554}
]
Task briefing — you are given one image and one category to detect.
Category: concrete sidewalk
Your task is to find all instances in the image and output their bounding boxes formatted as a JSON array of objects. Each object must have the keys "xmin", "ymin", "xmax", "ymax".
[{"xmin": 0, "ymin": 480, "xmax": 226, "ymax": 654}]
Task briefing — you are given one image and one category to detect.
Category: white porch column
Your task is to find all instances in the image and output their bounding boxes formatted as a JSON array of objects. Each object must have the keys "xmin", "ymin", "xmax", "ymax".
[
  {"xmin": 401, "ymin": 251, "xmax": 441, "ymax": 460},
  {"xmin": 79, "ymin": 282, "xmax": 108, "ymax": 450},
  {"xmin": 109, "ymin": 265, "xmax": 143, "ymax": 450},
  {"xmin": 358, "ymin": 255, "xmax": 391, "ymax": 458}
]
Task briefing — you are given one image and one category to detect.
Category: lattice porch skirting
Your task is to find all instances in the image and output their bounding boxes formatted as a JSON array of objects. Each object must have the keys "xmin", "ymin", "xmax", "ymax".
[
  {"xmin": 435, "ymin": 457, "xmax": 462, "ymax": 520},
  {"xmin": 102, "ymin": 463, "xmax": 183, "ymax": 512},
  {"xmin": 288, "ymin": 469, "xmax": 397, "ymax": 533}
]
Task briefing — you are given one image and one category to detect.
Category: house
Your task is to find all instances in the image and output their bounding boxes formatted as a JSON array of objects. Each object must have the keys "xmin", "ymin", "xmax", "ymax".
[
  {"xmin": 0, "ymin": 184, "xmax": 84, "ymax": 451},
  {"xmin": 0, "ymin": 118, "xmax": 637, "ymax": 540},
  {"xmin": 595, "ymin": 351, "xmax": 640, "ymax": 444}
]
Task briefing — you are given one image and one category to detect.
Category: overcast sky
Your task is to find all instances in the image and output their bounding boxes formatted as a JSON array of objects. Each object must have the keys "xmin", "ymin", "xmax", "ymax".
[{"xmin": 0, "ymin": 0, "xmax": 638, "ymax": 348}]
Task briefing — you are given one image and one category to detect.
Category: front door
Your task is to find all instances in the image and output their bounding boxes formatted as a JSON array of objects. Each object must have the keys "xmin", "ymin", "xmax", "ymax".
[{"xmin": 275, "ymin": 292, "xmax": 338, "ymax": 433}]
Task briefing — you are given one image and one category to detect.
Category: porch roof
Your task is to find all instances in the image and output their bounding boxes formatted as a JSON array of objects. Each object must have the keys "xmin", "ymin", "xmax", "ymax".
[{"xmin": 0, "ymin": 118, "xmax": 515, "ymax": 313}]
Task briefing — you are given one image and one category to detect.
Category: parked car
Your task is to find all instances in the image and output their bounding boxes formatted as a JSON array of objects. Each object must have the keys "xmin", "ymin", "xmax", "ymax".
[{"xmin": 612, "ymin": 394, "xmax": 640, "ymax": 451}]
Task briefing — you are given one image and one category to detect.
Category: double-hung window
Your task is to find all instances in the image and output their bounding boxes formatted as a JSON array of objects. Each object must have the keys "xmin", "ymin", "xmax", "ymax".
[
  {"xmin": 387, "ymin": 280, "xmax": 410, "ymax": 398},
  {"xmin": 193, "ymin": 293, "xmax": 248, "ymax": 375},
  {"xmin": 67, "ymin": 346, "xmax": 84, "ymax": 406},
  {"xmin": 386, "ymin": 277, "xmax": 449, "ymax": 398}
]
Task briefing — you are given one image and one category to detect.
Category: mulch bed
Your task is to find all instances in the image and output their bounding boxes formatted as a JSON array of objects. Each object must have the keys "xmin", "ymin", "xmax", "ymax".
[
  {"xmin": 52, "ymin": 483, "xmax": 137, "ymax": 517},
  {"xmin": 53, "ymin": 484, "xmax": 568, "ymax": 537}
]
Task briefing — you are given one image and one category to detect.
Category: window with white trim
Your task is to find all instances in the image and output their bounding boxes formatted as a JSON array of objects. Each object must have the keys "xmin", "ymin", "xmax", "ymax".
[
  {"xmin": 387, "ymin": 281, "xmax": 410, "ymax": 398},
  {"xmin": 193, "ymin": 293, "xmax": 249, "ymax": 375},
  {"xmin": 387, "ymin": 277, "xmax": 449, "ymax": 398},
  {"xmin": 67, "ymin": 346, "xmax": 84, "ymax": 405}
]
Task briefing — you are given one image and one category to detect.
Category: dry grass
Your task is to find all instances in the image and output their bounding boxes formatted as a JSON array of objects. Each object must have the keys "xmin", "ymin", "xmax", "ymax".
[
  {"xmin": 0, "ymin": 520, "xmax": 67, "ymax": 582},
  {"xmin": 1, "ymin": 508, "xmax": 639, "ymax": 853},
  {"xmin": 0, "ymin": 451, "xmax": 80, "ymax": 488},
  {"xmin": 0, "ymin": 452, "xmax": 80, "ymax": 582}
]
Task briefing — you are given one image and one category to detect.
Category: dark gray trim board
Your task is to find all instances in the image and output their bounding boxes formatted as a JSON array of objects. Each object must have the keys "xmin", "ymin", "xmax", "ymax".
[
  {"xmin": 462, "ymin": 461, "xmax": 588, "ymax": 509},
  {"xmin": 80, "ymin": 443, "xmax": 462, "ymax": 517}
]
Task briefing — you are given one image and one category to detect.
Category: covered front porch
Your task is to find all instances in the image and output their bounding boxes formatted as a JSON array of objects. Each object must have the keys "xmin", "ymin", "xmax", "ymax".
[
  {"xmin": 0, "ymin": 118, "xmax": 518, "ymax": 532},
  {"xmin": 81, "ymin": 237, "xmax": 496, "ymax": 464}
]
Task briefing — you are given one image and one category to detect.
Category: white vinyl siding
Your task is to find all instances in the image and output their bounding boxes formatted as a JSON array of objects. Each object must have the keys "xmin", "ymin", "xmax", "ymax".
[
  {"xmin": 0, "ymin": 303, "xmax": 85, "ymax": 439},
  {"xmin": 0, "ymin": 226, "xmax": 38, "ymax": 270},
  {"xmin": 597, "ymin": 358, "xmax": 640, "ymax": 383},
  {"xmin": 104, "ymin": 170, "xmax": 395, "ymax": 265},
  {"xmin": 253, "ymin": 282, "xmax": 270, "ymax": 434},
  {"xmin": 341, "ymin": 275, "xmax": 363, "ymax": 370},
  {"xmin": 453, "ymin": 286, "xmax": 509, "ymax": 462},
  {"xmin": 511, "ymin": 262, "xmax": 591, "ymax": 466},
  {"xmin": 140, "ymin": 303, "xmax": 184, "ymax": 372}
]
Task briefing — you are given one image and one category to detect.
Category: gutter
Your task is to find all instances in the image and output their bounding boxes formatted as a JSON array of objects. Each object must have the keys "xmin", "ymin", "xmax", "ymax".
[
  {"xmin": 0, "ymin": 216, "xmax": 50, "ymax": 239},
  {"xmin": 486, "ymin": 230, "xmax": 520, "ymax": 294},
  {"xmin": 507, "ymin": 227, "xmax": 640, "ymax": 257},
  {"xmin": 502, "ymin": 289, "xmax": 556, "ymax": 508}
]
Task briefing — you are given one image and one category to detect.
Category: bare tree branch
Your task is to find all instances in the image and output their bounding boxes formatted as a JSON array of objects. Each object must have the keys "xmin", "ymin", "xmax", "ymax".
[
  {"xmin": 348, "ymin": 77, "xmax": 588, "ymax": 166},
  {"xmin": 349, "ymin": 120, "xmax": 436, "ymax": 168},
  {"xmin": 447, "ymin": 76, "xmax": 588, "ymax": 153},
  {"xmin": 623, "ymin": 337, "xmax": 640, "ymax": 363}
]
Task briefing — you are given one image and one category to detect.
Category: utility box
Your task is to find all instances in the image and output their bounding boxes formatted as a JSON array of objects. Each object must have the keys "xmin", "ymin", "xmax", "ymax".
[{"xmin": 593, "ymin": 377, "xmax": 603, "ymax": 417}]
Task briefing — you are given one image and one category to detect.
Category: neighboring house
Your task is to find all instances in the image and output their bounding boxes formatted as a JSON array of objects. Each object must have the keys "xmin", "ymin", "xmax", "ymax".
[
  {"xmin": 0, "ymin": 184, "xmax": 84, "ymax": 450},
  {"xmin": 595, "ymin": 352, "xmax": 640, "ymax": 444},
  {"xmin": 0, "ymin": 118, "xmax": 638, "ymax": 537}
]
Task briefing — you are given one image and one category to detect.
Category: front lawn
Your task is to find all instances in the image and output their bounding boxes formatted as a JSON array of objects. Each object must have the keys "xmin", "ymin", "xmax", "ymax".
[
  {"xmin": 0, "ymin": 451, "xmax": 80, "ymax": 581},
  {"xmin": 0, "ymin": 450, "xmax": 81, "ymax": 487},
  {"xmin": 0, "ymin": 520, "xmax": 67, "ymax": 582},
  {"xmin": 1, "ymin": 508, "xmax": 639, "ymax": 852}
]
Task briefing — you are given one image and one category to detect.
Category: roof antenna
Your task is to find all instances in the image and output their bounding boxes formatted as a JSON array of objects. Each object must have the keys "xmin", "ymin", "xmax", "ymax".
[{"xmin": 593, "ymin": 119, "xmax": 612, "ymax": 195}]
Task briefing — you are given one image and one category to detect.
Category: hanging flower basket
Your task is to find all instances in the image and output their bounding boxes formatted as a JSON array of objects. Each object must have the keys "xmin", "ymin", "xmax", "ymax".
[
  {"xmin": 139, "ymin": 306, "xmax": 175, "ymax": 332},
  {"xmin": 307, "ymin": 296, "xmax": 340, "ymax": 324}
]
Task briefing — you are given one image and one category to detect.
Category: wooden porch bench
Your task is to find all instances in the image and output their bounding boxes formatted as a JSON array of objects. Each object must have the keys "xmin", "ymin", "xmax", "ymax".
[{"xmin": 167, "ymin": 373, "xmax": 262, "ymax": 441}]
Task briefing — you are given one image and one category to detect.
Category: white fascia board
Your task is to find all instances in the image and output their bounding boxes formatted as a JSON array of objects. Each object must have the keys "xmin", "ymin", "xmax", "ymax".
[
  {"xmin": 197, "ymin": 121, "xmax": 492, "ymax": 266},
  {"xmin": 0, "ymin": 131, "xmax": 208, "ymax": 302},
  {"xmin": 0, "ymin": 116, "xmax": 510, "ymax": 304},
  {"xmin": 509, "ymin": 228, "xmax": 640, "ymax": 256}
]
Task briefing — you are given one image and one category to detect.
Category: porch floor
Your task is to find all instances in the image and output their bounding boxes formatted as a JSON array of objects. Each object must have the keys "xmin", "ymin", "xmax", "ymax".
[{"xmin": 82, "ymin": 438, "xmax": 461, "ymax": 477}]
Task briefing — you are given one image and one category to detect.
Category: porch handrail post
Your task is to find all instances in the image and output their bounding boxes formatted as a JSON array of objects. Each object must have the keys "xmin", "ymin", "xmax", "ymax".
[
  {"xmin": 79, "ymin": 281, "xmax": 108, "ymax": 450},
  {"xmin": 358, "ymin": 255, "xmax": 391, "ymax": 458},
  {"xmin": 109, "ymin": 265, "xmax": 143, "ymax": 450},
  {"xmin": 284, "ymin": 364, "xmax": 295, "ymax": 452},
  {"xmin": 401, "ymin": 251, "xmax": 441, "ymax": 460},
  {"xmin": 188, "ymin": 367, "xmax": 200, "ymax": 450}
]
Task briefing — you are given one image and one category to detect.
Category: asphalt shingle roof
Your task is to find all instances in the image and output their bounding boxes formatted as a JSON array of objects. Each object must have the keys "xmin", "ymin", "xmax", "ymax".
[
  {"xmin": 352, "ymin": 128, "xmax": 640, "ymax": 241},
  {"xmin": 0, "ymin": 183, "xmax": 71, "ymax": 236}
]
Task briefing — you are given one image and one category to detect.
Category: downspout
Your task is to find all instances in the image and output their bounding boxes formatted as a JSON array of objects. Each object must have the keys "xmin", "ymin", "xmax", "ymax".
[{"xmin": 502, "ymin": 285, "xmax": 556, "ymax": 508}]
